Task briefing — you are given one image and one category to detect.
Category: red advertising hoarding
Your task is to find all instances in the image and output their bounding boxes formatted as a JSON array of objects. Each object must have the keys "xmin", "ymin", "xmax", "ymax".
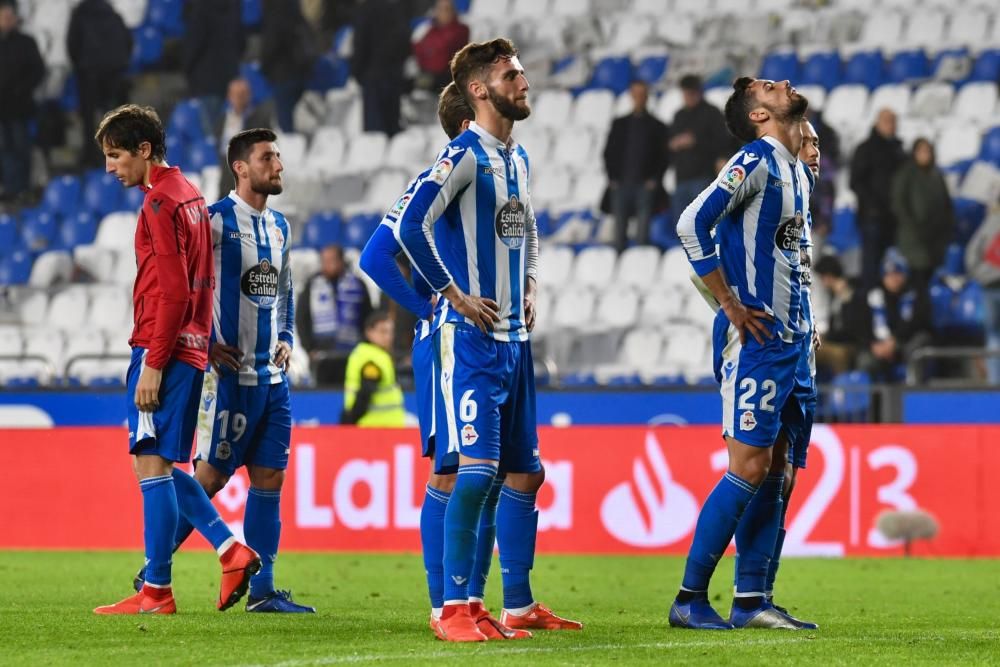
[{"xmin": 3, "ymin": 425, "xmax": 997, "ymax": 556}]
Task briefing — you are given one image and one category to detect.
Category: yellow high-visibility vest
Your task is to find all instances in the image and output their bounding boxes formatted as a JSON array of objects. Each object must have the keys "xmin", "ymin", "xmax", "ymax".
[{"xmin": 343, "ymin": 342, "xmax": 405, "ymax": 427}]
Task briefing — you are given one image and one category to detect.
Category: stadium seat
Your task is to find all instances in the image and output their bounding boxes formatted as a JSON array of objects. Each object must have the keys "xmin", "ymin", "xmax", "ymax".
[
  {"xmin": 654, "ymin": 88, "xmax": 684, "ymax": 124},
  {"xmin": 341, "ymin": 132, "xmax": 388, "ymax": 173},
  {"xmin": 865, "ymin": 84, "xmax": 911, "ymax": 125},
  {"xmin": 110, "ymin": 0, "xmax": 147, "ymax": 28},
  {"xmin": 909, "ymin": 81, "xmax": 954, "ymax": 119},
  {"xmin": 588, "ymin": 57, "xmax": 633, "ymax": 95},
  {"xmin": 614, "ymin": 246, "xmax": 661, "ymax": 290},
  {"xmin": 0, "ymin": 250, "xmax": 33, "ymax": 285},
  {"xmin": 242, "ymin": 0, "xmax": 262, "ymax": 26},
  {"xmin": 0, "ymin": 213, "xmax": 17, "ymax": 252},
  {"xmin": 843, "ymin": 50, "xmax": 885, "ymax": 90},
  {"xmin": 903, "ymin": 12, "xmax": 945, "ymax": 49},
  {"xmin": 384, "ymin": 128, "xmax": 428, "ymax": 170},
  {"xmin": 952, "ymin": 82, "xmax": 997, "ymax": 123},
  {"xmin": 937, "ymin": 126, "xmax": 982, "ymax": 167},
  {"xmin": 168, "ymin": 98, "xmax": 206, "ymax": 143},
  {"xmin": 363, "ymin": 170, "xmax": 409, "ymax": 209},
  {"xmin": 240, "ymin": 61, "xmax": 273, "ymax": 104},
  {"xmin": 186, "ymin": 138, "xmax": 220, "ymax": 172},
  {"xmin": 760, "ymin": 51, "xmax": 800, "ymax": 84},
  {"xmin": 467, "ymin": 0, "xmax": 509, "ymax": 19},
  {"xmin": 95, "ymin": 212, "xmax": 137, "ymax": 250},
  {"xmin": 87, "ymin": 285, "xmax": 131, "ymax": 330},
  {"xmin": 82, "ymin": 171, "xmax": 124, "ymax": 217},
  {"xmin": 570, "ymin": 170, "xmax": 607, "ymax": 210},
  {"xmin": 824, "ymin": 84, "xmax": 870, "ymax": 136},
  {"xmin": 20, "ymin": 210, "xmax": 58, "ymax": 252},
  {"xmin": 131, "ymin": 25, "xmax": 164, "ymax": 69},
  {"xmin": 970, "ymin": 50, "xmax": 1000, "ymax": 84},
  {"xmin": 0, "ymin": 326, "xmax": 22, "ymax": 357},
  {"xmin": 289, "ymin": 247, "xmax": 321, "ymax": 286},
  {"xmin": 795, "ymin": 84, "xmax": 826, "ymax": 111},
  {"xmin": 654, "ymin": 14, "xmax": 695, "ymax": 47},
  {"xmin": 42, "ymin": 175, "xmax": 82, "ymax": 218},
  {"xmin": 22, "ymin": 326, "xmax": 66, "ymax": 373},
  {"xmin": 594, "ymin": 327, "xmax": 663, "ymax": 384},
  {"xmin": 16, "ymin": 289, "xmax": 48, "ymax": 327},
  {"xmin": 146, "ymin": 0, "xmax": 183, "ymax": 36},
  {"xmin": 958, "ymin": 160, "xmax": 1000, "ymax": 204},
  {"xmin": 657, "ymin": 246, "xmax": 693, "ymax": 288},
  {"xmin": 28, "ymin": 250, "xmax": 73, "ymax": 288},
  {"xmin": 551, "ymin": 287, "xmax": 596, "ymax": 329},
  {"xmin": 275, "ymin": 132, "xmax": 307, "ymax": 170},
  {"xmin": 307, "ymin": 54, "xmax": 350, "ymax": 92},
  {"xmin": 948, "ymin": 7, "xmax": 992, "ymax": 48},
  {"xmin": 857, "ymin": 12, "xmax": 903, "ymax": 50},
  {"xmin": 608, "ymin": 16, "xmax": 654, "ymax": 53},
  {"xmin": 799, "ymin": 51, "xmax": 842, "ymax": 90},
  {"xmin": 640, "ymin": 289, "xmax": 688, "ymax": 324},
  {"xmin": 113, "ymin": 249, "xmax": 138, "ymax": 285},
  {"xmin": 304, "ymin": 126, "xmax": 347, "ymax": 176},
  {"xmin": 978, "ymin": 127, "xmax": 1000, "ymax": 167},
  {"xmin": 571, "ymin": 246, "xmax": 617, "ymax": 289},
  {"xmin": 342, "ymin": 213, "xmax": 379, "ymax": 249},
  {"xmin": 703, "ymin": 87, "xmax": 729, "ymax": 111},
  {"xmin": 550, "ymin": 126, "xmax": 597, "ymax": 169},
  {"xmin": 47, "ymin": 287, "xmax": 90, "ymax": 330},
  {"xmin": 572, "ymin": 89, "xmax": 616, "ymax": 130},
  {"xmin": 827, "ymin": 370, "xmax": 871, "ymax": 421},
  {"xmin": 592, "ymin": 285, "xmax": 640, "ymax": 330},
  {"xmin": 121, "ymin": 185, "xmax": 145, "ymax": 211},
  {"xmin": 302, "ymin": 212, "xmax": 342, "ymax": 249},
  {"xmin": 0, "ymin": 359, "xmax": 55, "ymax": 388},
  {"xmin": 532, "ymin": 89, "xmax": 574, "ymax": 129},
  {"xmin": 886, "ymin": 50, "xmax": 929, "ymax": 84},
  {"xmin": 539, "ymin": 244, "xmax": 574, "ymax": 287},
  {"xmin": 509, "ymin": 0, "xmax": 552, "ymax": 19},
  {"xmin": 952, "ymin": 197, "xmax": 987, "ymax": 245},
  {"xmin": 513, "ymin": 125, "xmax": 551, "ymax": 166},
  {"xmin": 63, "ymin": 332, "xmax": 108, "ymax": 377},
  {"xmin": 635, "ymin": 53, "xmax": 669, "ymax": 86}
]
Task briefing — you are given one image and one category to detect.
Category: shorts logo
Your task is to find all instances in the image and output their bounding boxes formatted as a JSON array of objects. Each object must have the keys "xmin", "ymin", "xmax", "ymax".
[
  {"xmin": 495, "ymin": 195, "xmax": 526, "ymax": 249},
  {"xmin": 719, "ymin": 165, "xmax": 746, "ymax": 193},
  {"xmin": 241, "ymin": 258, "xmax": 279, "ymax": 307},
  {"xmin": 775, "ymin": 211, "xmax": 805, "ymax": 254},
  {"xmin": 532, "ymin": 448, "xmax": 540, "ymax": 457},
  {"xmin": 461, "ymin": 424, "xmax": 479, "ymax": 446},
  {"xmin": 216, "ymin": 440, "xmax": 232, "ymax": 460},
  {"xmin": 723, "ymin": 361, "xmax": 735, "ymax": 380},
  {"xmin": 740, "ymin": 410, "xmax": 757, "ymax": 431},
  {"xmin": 429, "ymin": 157, "xmax": 453, "ymax": 185},
  {"xmin": 202, "ymin": 391, "xmax": 215, "ymax": 411}
]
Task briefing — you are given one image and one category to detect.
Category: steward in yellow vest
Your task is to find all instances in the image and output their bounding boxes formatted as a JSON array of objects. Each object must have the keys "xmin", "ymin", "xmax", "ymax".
[{"xmin": 340, "ymin": 312, "xmax": 405, "ymax": 426}]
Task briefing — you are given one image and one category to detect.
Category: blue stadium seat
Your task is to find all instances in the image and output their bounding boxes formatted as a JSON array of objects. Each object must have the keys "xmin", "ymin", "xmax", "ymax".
[
  {"xmin": 0, "ymin": 213, "xmax": 18, "ymax": 252},
  {"xmin": 843, "ymin": 50, "xmax": 884, "ymax": 89},
  {"xmin": 453, "ymin": 0, "xmax": 471, "ymax": 12},
  {"xmin": 978, "ymin": 126, "xmax": 1000, "ymax": 166},
  {"xmin": 0, "ymin": 249, "xmax": 32, "ymax": 284},
  {"xmin": 307, "ymin": 55, "xmax": 350, "ymax": 92},
  {"xmin": 42, "ymin": 175, "xmax": 82, "ymax": 218},
  {"xmin": 20, "ymin": 210, "xmax": 58, "ymax": 251},
  {"xmin": 87, "ymin": 375, "xmax": 126, "ymax": 388},
  {"xmin": 168, "ymin": 99, "xmax": 206, "ymax": 143},
  {"xmin": 560, "ymin": 371, "xmax": 597, "ymax": 387},
  {"xmin": 187, "ymin": 138, "xmax": 220, "ymax": 172},
  {"xmin": 131, "ymin": 26, "xmax": 164, "ymax": 70},
  {"xmin": 59, "ymin": 211, "xmax": 99, "ymax": 249},
  {"xmin": 649, "ymin": 212, "xmax": 679, "ymax": 249},
  {"xmin": 952, "ymin": 197, "xmax": 987, "ymax": 245},
  {"xmin": 636, "ymin": 54, "xmax": 669, "ymax": 86},
  {"xmin": 588, "ymin": 57, "xmax": 633, "ymax": 95},
  {"xmin": 759, "ymin": 51, "xmax": 800, "ymax": 84},
  {"xmin": 644, "ymin": 373, "xmax": 685, "ymax": 387},
  {"xmin": 343, "ymin": 213, "xmax": 380, "ymax": 249},
  {"xmin": 242, "ymin": 0, "xmax": 262, "ymax": 26},
  {"xmin": 969, "ymin": 49, "xmax": 1000, "ymax": 83},
  {"xmin": 122, "ymin": 186, "xmax": 145, "ymax": 211},
  {"xmin": 534, "ymin": 209, "xmax": 552, "ymax": 237},
  {"xmin": 146, "ymin": 0, "xmax": 184, "ymax": 37},
  {"xmin": 240, "ymin": 62, "xmax": 273, "ymax": 105},
  {"xmin": 828, "ymin": 370, "xmax": 870, "ymax": 422},
  {"xmin": 886, "ymin": 50, "xmax": 929, "ymax": 84},
  {"xmin": 605, "ymin": 373, "xmax": 642, "ymax": 387},
  {"xmin": 60, "ymin": 74, "xmax": 78, "ymax": 112},
  {"xmin": 302, "ymin": 212, "xmax": 342, "ymax": 249},
  {"xmin": 165, "ymin": 134, "xmax": 188, "ymax": 170},
  {"xmin": 942, "ymin": 159, "xmax": 973, "ymax": 181},
  {"xmin": 799, "ymin": 51, "xmax": 842, "ymax": 90},
  {"xmin": 828, "ymin": 207, "xmax": 859, "ymax": 252},
  {"xmin": 82, "ymin": 171, "xmax": 124, "ymax": 217}
]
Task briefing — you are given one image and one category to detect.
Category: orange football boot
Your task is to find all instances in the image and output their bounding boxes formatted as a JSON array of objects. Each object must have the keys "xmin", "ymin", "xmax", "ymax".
[
  {"xmin": 94, "ymin": 585, "xmax": 176, "ymax": 615},
  {"xmin": 470, "ymin": 601, "xmax": 532, "ymax": 639},
  {"xmin": 218, "ymin": 542, "xmax": 261, "ymax": 611},
  {"xmin": 435, "ymin": 604, "xmax": 488, "ymax": 642},
  {"xmin": 500, "ymin": 602, "xmax": 583, "ymax": 630}
]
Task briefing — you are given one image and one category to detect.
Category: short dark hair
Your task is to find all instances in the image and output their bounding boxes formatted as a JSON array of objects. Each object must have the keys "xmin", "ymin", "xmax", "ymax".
[
  {"xmin": 450, "ymin": 38, "xmax": 518, "ymax": 102},
  {"xmin": 227, "ymin": 127, "xmax": 277, "ymax": 180},
  {"xmin": 438, "ymin": 81, "xmax": 474, "ymax": 139},
  {"xmin": 679, "ymin": 74, "xmax": 703, "ymax": 91},
  {"xmin": 814, "ymin": 253, "xmax": 844, "ymax": 279},
  {"xmin": 95, "ymin": 104, "xmax": 166, "ymax": 161},
  {"xmin": 724, "ymin": 77, "xmax": 758, "ymax": 143},
  {"xmin": 364, "ymin": 310, "xmax": 392, "ymax": 332}
]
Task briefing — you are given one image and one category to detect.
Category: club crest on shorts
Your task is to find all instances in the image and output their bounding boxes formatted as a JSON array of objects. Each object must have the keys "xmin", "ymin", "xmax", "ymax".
[
  {"xmin": 216, "ymin": 440, "xmax": 232, "ymax": 460},
  {"xmin": 740, "ymin": 410, "xmax": 757, "ymax": 431},
  {"xmin": 461, "ymin": 423, "xmax": 479, "ymax": 446}
]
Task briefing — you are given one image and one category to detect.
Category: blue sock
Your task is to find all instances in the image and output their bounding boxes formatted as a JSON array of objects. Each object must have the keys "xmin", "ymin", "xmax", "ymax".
[
  {"xmin": 140, "ymin": 474, "xmax": 177, "ymax": 587},
  {"xmin": 469, "ymin": 476, "xmax": 504, "ymax": 600},
  {"xmin": 735, "ymin": 473, "xmax": 785, "ymax": 598},
  {"xmin": 245, "ymin": 487, "xmax": 282, "ymax": 598},
  {"xmin": 442, "ymin": 464, "xmax": 496, "ymax": 603},
  {"xmin": 420, "ymin": 485, "xmax": 451, "ymax": 609},
  {"xmin": 765, "ymin": 494, "xmax": 790, "ymax": 595},
  {"xmin": 497, "ymin": 486, "xmax": 537, "ymax": 610},
  {"xmin": 171, "ymin": 468, "xmax": 233, "ymax": 552},
  {"xmin": 681, "ymin": 471, "xmax": 758, "ymax": 594}
]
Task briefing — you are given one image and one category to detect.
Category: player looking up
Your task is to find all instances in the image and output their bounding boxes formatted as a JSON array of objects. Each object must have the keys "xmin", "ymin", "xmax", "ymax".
[
  {"xmin": 94, "ymin": 105, "xmax": 260, "ymax": 615},
  {"xmin": 669, "ymin": 78, "xmax": 811, "ymax": 630}
]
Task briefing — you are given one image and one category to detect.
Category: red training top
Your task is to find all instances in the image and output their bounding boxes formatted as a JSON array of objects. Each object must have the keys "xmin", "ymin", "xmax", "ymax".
[{"xmin": 129, "ymin": 163, "xmax": 214, "ymax": 371}]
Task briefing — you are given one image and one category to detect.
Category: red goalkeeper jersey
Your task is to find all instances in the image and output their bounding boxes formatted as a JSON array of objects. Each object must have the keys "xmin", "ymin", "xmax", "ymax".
[{"xmin": 129, "ymin": 164, "xmax": 214, "ymax": 371}]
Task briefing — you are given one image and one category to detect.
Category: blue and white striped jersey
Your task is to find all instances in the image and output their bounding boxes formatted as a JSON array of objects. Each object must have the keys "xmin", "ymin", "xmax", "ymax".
[
  {"xmin": 396, "ymin": 122, "xmax": 539, "ymax": 343},
  {"xmin": 208, "ymin": 192, "xmax": 294, "ymax": 386},
  {"xmin": 678, "ymin": 136, "xmax": 813, "ymax": 342}
]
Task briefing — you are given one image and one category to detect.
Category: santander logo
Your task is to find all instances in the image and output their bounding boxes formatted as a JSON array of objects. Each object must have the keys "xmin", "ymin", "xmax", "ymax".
[{"xmin": 600, "ymin": 430, "xmax": 698, "ymax": 547}]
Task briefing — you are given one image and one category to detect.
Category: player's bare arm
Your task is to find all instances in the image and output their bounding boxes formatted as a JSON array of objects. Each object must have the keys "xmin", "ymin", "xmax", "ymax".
[
  {"xmin": 134, "ymin": 366, "xmax": 162, "ymax": 412},
  {"xmin": 210, "ymin": 342, "xmax": 242, "ymax": 372},
  {"xmin": 524, "ymin": 276, "xmax": 537, "ymax": 333},
  {"xmin": 273, "ymin": 340, "xmax": 292, "ymax": 371},
  {"xmin": 441, "ymin": 283, "xmax": 500, "ymax": 334}
]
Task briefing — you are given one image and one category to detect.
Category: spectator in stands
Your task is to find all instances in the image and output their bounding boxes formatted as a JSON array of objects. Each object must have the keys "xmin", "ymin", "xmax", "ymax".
[
  {"xmin": 352, "ymin": 0, "xmax": 413, "ymax": 136},
  {"xmin": 668, "ymin": 74, "xmax": 731, "ymax": 229},
  {"xmin": 340, "ymin": 311, "xmax": 406, "ymax": 426},
  {"xmin": 929, "ymin": 244, "xmax": 985, "ymax": 380},
  {"xmin": 181, "ymin": 0, "xmax": 244, "ymax": 135},
  {"xmin": 814, "ymin": 254, "xmax": 868, "ymax": 376},
  {"xmin": 860, "ymin": 248, "xmax": 933, "ymax": 383},
  {"xmin": 413, "ymin": 0, "xmax": 469, "ymax": 93},
  {"xmin": 261, "ymin": 0, "xmax": 320, "ymax": 133},
  {"xmin": 890, "ymin": 137, "xmax": 954, "ymax": 288},
  {"xmin": 67, "ymin": 0, "xmax": 132, "ymax": 169},
  {"xmin": 965, "ymin": 209, "xmax": 1000, "ymax": 385},
  {"xmin": 850, "ymin": 108, "xmax": 905, "ymax": 290},
  {"xmin": 602, "ymin": 80, "xmax": 669, "ymax": 252},
  {"xmin": 217, "ymin": 78, "xmax": 275, "ymax": 194},
  {"xmin": 0, "ymin": 0, "xmax": 44, "ymax": 203},
  {"xmin": 297, "ymin": 244, "xmax": 374, "ymax": 385}
]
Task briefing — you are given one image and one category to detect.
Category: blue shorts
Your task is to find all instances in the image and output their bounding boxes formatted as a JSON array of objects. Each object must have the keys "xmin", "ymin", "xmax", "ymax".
[
  {"xmin": 413, "ymin": 331, "xmax": 457, "ymax": 474},
  {"xmin": 127, "ymin": 347, "xmax": 204, "ymax": 462},
  {"xmin": 433, "ymin": 322, "xmax": 540, "ymax": 474},
  {"xmin": 713, "ymin": 310, "xmax": 801, "ymax": 448},
  {"xmin": 193, "ymin": 370, "xmax": 292, "ymax": 477},
  {"xmin": 783, "ymin": 337, "xmax": 817, "ymax": 469}
]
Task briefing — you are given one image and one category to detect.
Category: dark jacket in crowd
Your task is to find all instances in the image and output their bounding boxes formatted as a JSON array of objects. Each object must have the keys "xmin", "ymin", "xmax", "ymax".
[
  {"xmin": 603, "ymin": 110, "xmax": 669, "ymax": 185},
  {"xmin": 863, "ymin": 282, "xmax": 933, "ymax": 347},
  {"xmin": 890, "ymin": 160, "xmax": 955, "ymax": 273},
  {"xmin": 261, "ymin": 0, "xmax": 318, "ymax": 83},
  {"xmin": 824, "ymin": 279, "xmax": 869, "ymax": 346},
  {"xmin": 0, "ymin": 24, "xmax": 45, "ymax": 120},
  {"xmin": 850, "ymin": 130, "xmax": 905, "ymax": 228},
  {"xmin": 182, "ymin": 0, "xmax": 243, "ymax": 98},
  {"xmin": 669, "ymin": 99, "xmax": 731, "ymax": 182},
  {"xmin": 67, "ymin": 0, "xmax": 132, "ymax": 75},
  {"xmin": 351, "ymin": 0, "xmax": 412, "ymax": 84}
]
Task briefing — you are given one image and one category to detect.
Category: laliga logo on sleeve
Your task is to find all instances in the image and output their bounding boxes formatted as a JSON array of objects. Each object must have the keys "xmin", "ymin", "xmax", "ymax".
[{"xmin": 600, "ymin": 431, "xmax": 698, "ymax": 547}]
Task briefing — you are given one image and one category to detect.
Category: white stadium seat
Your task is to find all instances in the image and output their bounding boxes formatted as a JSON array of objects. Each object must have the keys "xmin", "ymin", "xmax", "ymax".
[
  {"xmin": 95, "ymin": 212, "xmax": 137, "ymax": 250},
  {"xmin": 953, "ymin": 83, "xmax": 998, "ymax": 124},
  {"xmin": 571, "ymin": 245, "xmax": 618, "ymax": 288},
  {"xmin": 654, "ymin": 88, "xmax": 685, "ymax": 124},
  {"xmin": 910, "ymin": 82, "xmax": 955, "ymax": 119},
  {"xmin": 468, "ymin": 0, "xmax": 509, "ymax": 19},
  {"xmin": 275, "ymin": 132, "xmax": 308, "ymax": 170},
  {"xmin": 532, "ymin": 90, "xmax": 574, "ymax": 129},
  {"xmin": 87, "ymin": 285, "xmax": 131, "ymax": 330},
  {"xmin": 514, "ymin": 125, "xmax": 552, "ymax": 167},
  {"xmin": 551, "ymin": 126, "xmax": 597, "ymax": 168},
  {"xmin": 63, "ymin": 332, "xmax": 107, "ymax": 375},
  {"xmin": 363, "ymin": 169, "xmax": 410, "ymax": 210},
  {"xmin": 28, "ymin": 250, "xmax": 73, "ymax": 288},
  {"xmin": 46, "ymin": 286, "xmax": 90, "ymax": 330},
  {"xmin": 936, "ymin": 125, "xmax": 982, "ymax": 167},
  {"xmin": 290, "ymin": 248, "xmax": 321, "ymax": 287},
  {"xmin": 573, "ymin": 89, "xmax": 616, "ymax": 131},
  {"xmin": 384, "ymin": 128, "xmax": 429, "ymax": 170},
  {"xmin": 18, "ymin": 291, "xmax": 49, "ymax": 327},
  {"xmin": 570, "ymin": 170, "xmax": 607, "ymax": 210},
  {"xmin": 796, "ymin": 85, "xmax": 826, "ymax": 112},
  {"xmin": 947, "ymin": 8, "xmax": 991, "ymax": 48},
  {"xmin": 113, "ymin": 250, "xmax": 138, "ymax": 286},
  {"xmin": 73, "ymin": 245, "xmax": 118, "ymax": 283},
  {"xmin": 704, "ymin": 87, "xmax": 730, "ymax": 111},
  {"xmin": 510, "ymin": 0, "xmax": 551, "ymax": 19},
  {"xmin": 658, "ymin": 246, "xmax": 694, "ymax": 289},
  {"xmin": 341, "ymin": 132, "xmax": 388, "ymax": 173},
  {"xmin": 614, "ymin": 246, "xmax": 661, "ymax": 289},
  {"xmin": 959, "ymin": 160, "xmax": 1000, "ymax": 205},
  {"xmin": 866, "ymin": 84, "xmax": 912, "ymax": 125},
  {"xmin": 531, "ymin": 168, "xmax": 574, "ymax": 209},
  {"xmin": 857, "ymin": 12, "xmax": 904, "ymax": 48},
  {"xmin": 593, "ymin": 286, "xmax": 640, "ymax": 329},
  {"xmin": 824, "ymin": 84, "xmax": 871, "ymax": 136},
  {"xmin": 0, "ymin": 326, "xmax": 23, "ymax": 357},
  {"xmin": 903, "ymin": 10, "xmax": 946, "ymax": 49},
  {"xmin": 22, "ymin": 326, "xmax": 65, "ymax": 372},
  {"xmin": 640, "ymin": 290, "xmax": 689, "ymax": 324},
  {"xmin": 551, "ymin": 287, "xmax": 596, "ymax": 329},
  {"xmin": 538, "ymin": 244, "xmax": 575, "ymax": 288},
  {"xmin": 304, "ymin": 126, "xmax": 347, "ymax": 176}
]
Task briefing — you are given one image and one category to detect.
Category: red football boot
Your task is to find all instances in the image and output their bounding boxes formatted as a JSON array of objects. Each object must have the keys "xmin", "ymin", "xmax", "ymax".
[
  {"xmin": 94, "ymin": 585, "xmax": 176, "ymax": 615},
  {"xmin": 435, "ymin": 604, "xmax": 488, "ymax": 642},
  {"xmin": 217, "ymin": 542, "xmax": 261, "ymax": 611},
  {"xmin": 470, "ymin": 601, "xmax": 532, "ymax": 639},
  {"xmin": 500, "ymin": 602, "xmax": 583, "ymax": 630}
]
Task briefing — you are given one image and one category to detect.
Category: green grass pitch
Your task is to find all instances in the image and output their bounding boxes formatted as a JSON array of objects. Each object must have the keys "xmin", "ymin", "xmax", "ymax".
[{"xmin": 0, "ymin": 551, "xmax": 997, "ymax": 666}]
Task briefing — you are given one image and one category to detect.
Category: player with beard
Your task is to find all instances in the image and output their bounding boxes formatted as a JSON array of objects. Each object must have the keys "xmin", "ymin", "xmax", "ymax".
[
  {"xmin": 132, "ymin": 128, "xmax": 314, "ymax": 613},
  {"xmin": 395, "ymin": 39, "xmax": 581, "ymax": 641},
  {"xmin": 669, "ymin": 78, "xmax": 813, "ymax": 630}
]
